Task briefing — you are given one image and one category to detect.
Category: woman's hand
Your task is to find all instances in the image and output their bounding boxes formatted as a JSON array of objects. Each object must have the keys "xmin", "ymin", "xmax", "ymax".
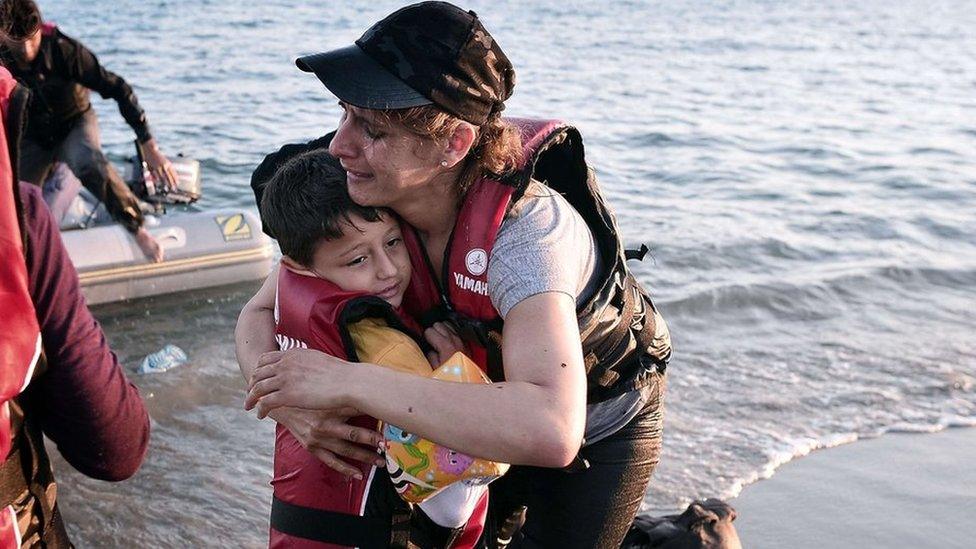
[
  {"xmin": 424, "ymin": 321, "xmax": 467, "ymax": 367},
  {"xmin": 270, "ymin": 406, "xmax": 386, "ymax": 480},
  {"xmin": 245, "ymin": 348, "xmax": 354, "ymax": 417}
]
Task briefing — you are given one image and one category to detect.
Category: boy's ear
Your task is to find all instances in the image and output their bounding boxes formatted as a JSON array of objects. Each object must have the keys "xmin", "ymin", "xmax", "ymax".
[{"xmin": 280, "ymin": 256, "xmax": 316, "ymax": 277}]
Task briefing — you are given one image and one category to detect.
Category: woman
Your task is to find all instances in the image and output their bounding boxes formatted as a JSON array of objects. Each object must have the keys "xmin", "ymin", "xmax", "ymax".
[{"xmin": 238, "ymin": 2, "xmax": 670, "ymax": 547}]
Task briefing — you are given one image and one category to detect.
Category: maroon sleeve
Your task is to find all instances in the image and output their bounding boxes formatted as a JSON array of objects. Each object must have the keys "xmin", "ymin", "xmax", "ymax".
[{"xmin": 19, "ymin": 183, "xmax": 150, "ymax": 481}]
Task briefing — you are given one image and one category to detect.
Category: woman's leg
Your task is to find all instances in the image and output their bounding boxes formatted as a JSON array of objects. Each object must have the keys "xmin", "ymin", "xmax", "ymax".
[{"xmin": 489, "ymin": 373, "xmax": 666, "ymax": 549}]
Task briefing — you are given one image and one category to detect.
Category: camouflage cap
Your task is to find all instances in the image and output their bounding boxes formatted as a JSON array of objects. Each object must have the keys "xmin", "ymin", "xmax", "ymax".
[{"xmin": 296, "ymin": 1, "xmax": 515, "ymax": 126}]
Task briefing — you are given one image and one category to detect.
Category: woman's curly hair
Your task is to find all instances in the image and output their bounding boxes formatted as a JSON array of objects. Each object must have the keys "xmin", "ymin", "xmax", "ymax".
[{"xmin": 375, "ymin": 106, "xmax": 523, "ymax": 195}]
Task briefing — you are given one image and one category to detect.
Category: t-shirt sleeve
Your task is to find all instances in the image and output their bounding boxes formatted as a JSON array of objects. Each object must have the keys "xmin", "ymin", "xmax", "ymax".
[
  {"xmin": 347, "ymin": 319, "xmax": 432, "ymax": 376},
  {"xmin": 487, "ymin": 183, "xmax": 599, "ymax": 318}
]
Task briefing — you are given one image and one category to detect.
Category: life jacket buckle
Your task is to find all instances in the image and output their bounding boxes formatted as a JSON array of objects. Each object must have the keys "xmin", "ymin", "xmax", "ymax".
[
  {"xmin": 625, "ymin": 243, "xmax": 649, "ymax": 261},
  {"xmin": 563, "ymin": 454, "xmax": 591, "ymax": 473}
]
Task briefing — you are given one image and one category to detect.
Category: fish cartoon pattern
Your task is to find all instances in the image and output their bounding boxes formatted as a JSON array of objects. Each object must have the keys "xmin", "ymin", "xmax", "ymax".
[{"xmin": 382, "ymin": 352, "xmax": 510, "ymax": 503}]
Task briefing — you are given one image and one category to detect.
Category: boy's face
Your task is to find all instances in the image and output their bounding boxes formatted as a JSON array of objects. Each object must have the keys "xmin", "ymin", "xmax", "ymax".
[{"xmin": 308, "ymin": 213, "xmax": 411, "ymax": 307}]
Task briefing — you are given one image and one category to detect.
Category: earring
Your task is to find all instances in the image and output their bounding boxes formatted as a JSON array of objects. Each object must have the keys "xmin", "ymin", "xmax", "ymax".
[{"xmin": 440, "ymin": 160, "xmax": 449, "ymax": 167}]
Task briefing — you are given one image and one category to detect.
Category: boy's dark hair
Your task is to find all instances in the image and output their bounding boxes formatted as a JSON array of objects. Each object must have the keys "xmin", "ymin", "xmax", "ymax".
[
  {"xmin": 260, "ymin": 150, "xmax": 386, "ymax": 267},
  {"xmin": 0, "ymin": 0, "xmax": 42, "ymax": 41}
]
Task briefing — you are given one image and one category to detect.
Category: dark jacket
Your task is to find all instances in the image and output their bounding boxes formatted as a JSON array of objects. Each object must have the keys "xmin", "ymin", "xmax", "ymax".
[{"xmin": 1, "ymin": 25, "xmax": 152, "ymax": 147}]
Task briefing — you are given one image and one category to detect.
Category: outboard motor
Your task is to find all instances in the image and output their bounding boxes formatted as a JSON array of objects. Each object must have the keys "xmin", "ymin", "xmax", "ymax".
[{"xmin": 127, "ymin": 140, "xmax": 201, "ymax": 205}]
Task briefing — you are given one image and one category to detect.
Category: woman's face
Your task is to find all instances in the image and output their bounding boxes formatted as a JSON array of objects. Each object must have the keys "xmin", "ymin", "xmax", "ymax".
[{"xmin": 328, "ymin": 103, "xmax": 442, "ymax": 209}]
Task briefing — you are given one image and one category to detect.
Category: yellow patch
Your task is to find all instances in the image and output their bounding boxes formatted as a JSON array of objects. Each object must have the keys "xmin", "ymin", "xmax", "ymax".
[{"xmin": 215, "ymin": 213, "xmax": 252, "ymax": 241}]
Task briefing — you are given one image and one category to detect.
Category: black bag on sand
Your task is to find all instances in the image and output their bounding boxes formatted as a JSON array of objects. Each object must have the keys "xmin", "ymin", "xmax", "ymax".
[{"xmin": 620, "ymin": 499, "xmax": 742, "ymax": 549}]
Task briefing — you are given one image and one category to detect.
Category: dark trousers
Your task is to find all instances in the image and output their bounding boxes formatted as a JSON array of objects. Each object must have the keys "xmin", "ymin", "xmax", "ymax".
[
  {"xmin": 488, "ymin": 373, "xmax": 666, "ymax": 549},
  {"xmin": 19, "ymin": 108, "xmax": 144, "ymax": 232}
]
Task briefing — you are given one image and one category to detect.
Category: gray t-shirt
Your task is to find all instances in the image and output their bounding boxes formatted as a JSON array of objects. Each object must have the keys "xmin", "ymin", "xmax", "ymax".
[
  {"xmin": 488, "ymin": 181, "xmax": 601, "ymax": 317},
  {"xmin": 486, "ymin": 181, "xmax": 648, "ymax": 445}
]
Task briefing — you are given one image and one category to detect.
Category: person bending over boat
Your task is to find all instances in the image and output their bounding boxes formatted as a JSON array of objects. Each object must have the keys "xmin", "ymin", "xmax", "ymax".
[
  {"xmin": 239, "ymin": 2, "xmax": 672, "ymax": 547},
  {"xmin": 0, "ymin": 65, "xmax": 149, "ymax": 548},
  {"xmin": 255, "ymin": 149, "xmax": 506, "ymax": 547},
  {"xmin": 0, "ymin": 0, "xmax": 178, "ymax": 262}
]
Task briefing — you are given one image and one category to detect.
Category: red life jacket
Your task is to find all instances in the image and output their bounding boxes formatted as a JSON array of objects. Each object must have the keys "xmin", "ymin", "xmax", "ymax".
[
  {"xmin": 402, "ymin": 118, "xmax": 670, "ymax": 401},
  {"xmin": 0, "ymin": 66, "xmax": 45, "ymax": 548},
  {"xmin": 271, "ymin": 267, "xmax": 486, "ymax": 548}
]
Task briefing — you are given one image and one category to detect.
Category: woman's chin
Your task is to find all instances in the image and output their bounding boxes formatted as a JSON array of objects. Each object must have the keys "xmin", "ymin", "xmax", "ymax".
[{"xmin": 346, "ymin": 184, "xmax": 379, "ymax": 207}]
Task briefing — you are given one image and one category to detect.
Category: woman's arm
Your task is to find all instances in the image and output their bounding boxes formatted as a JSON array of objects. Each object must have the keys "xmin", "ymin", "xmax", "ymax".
[
  {"xmin": 248, "ymin": 291, "xmax": 587, "ymax": 467},
  {"xmin": 235, "ymin": 266, "xmax": 385, "ymax": 477}
]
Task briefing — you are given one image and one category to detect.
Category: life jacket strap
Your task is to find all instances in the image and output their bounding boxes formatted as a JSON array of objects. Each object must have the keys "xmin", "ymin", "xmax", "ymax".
[
  {"xmin": 270, "ymin": 496, "xmax": 392, "ymax": 547},
  {"xmin": 271, "ymin": 496, "xmax": 466, "ymax": 548},
  {"xmin": 1, "ymin": 398, "xmax": 70, "ymax": 547},
  {"xmin": 0, "ymin": 436, "xmax": 27, "ymax": 507},
  {"xmin": 583, "ymin": 273, "xmax": 669, "ymax": 402},
  {"xmin": 389, "ymin": 506, "xmax": 413, "ymax": 549}
]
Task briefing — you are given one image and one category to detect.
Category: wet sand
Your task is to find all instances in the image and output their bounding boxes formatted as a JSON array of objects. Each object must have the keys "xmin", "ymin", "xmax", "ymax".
[{"xmin": 733, "ymin": 427, "xmax": 976, "ymax": 549}]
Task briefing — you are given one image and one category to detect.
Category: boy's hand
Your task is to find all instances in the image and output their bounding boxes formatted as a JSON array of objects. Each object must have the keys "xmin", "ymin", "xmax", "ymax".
[
  {"xmin": 270, "ymin": 406, "xmax": 386, "ymax": 480},
  {"xmin": 424, "ymin": 322, "xmax": 466, "ymax": 367}
]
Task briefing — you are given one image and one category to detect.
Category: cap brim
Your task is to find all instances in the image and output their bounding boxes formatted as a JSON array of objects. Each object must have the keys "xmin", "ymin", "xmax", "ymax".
[{"xmin": 296, "ymin": 45, "xmax": 433, "ymax": 110}]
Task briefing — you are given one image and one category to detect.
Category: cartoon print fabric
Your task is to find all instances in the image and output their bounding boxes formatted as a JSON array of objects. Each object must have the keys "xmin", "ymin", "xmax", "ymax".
[{"xmin": 382, "ymin": 352, "xmax": 509, "ymax": 503}]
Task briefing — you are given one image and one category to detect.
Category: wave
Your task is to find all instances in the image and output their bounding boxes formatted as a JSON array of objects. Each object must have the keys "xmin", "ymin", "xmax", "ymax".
[
  {"xmin": 660, "ymin": 263, "xmax": 976, "ymax": 323},
  {"xmin": 726, "ymin": 421, "xmax": 976, "ymax": 499}
]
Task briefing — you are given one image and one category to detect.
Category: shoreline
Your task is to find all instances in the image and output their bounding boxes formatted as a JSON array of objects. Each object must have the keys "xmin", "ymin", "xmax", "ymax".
[{"xmin": 731, "ymin": 427, "xmax": 976, "ymax": 549}]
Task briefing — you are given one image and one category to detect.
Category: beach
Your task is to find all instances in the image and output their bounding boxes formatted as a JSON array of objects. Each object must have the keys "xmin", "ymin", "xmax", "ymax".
[
  {"xmin": 31, "ymin": 0, "xmax": 976, "ymax": 545},
  {"xmin": 733, "ymin": 427, "xmax": 976, "ymax": 548}
]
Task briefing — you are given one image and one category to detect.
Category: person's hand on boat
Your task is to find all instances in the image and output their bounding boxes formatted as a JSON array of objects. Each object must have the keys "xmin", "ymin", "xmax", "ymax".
[
  {"xmin": 245, "ymin": 348, "xmax": 354, "ymax": 417},
  {"xmin": 424, "ymin": 321, "xmax": 467, "ymax": 367},
  {"xmin": 134, "ymin": 226, "xmax": 164, "ymax": 262},
  {"xmin": 267, "ymin": 406, "xmax": 386, "ymax": 480},
  {"xmin": 141, "ymin": 137, "xmax": 179, "ymax": 192}
]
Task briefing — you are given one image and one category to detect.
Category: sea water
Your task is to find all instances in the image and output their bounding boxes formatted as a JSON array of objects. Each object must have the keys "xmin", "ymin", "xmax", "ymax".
[{"xmin": 35, "ymin": 0, "xmax": 975, "ymax": 546}]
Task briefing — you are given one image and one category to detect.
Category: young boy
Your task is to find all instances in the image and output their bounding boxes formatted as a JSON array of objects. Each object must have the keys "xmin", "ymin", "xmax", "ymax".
[{"xmin": 258, "ymin": 150, "xmax": 506, "ymax": 548}]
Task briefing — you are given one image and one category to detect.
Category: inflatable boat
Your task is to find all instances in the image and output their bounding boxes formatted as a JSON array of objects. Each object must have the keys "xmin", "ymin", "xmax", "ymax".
[{"xmin": 52, "ymin": 154, "xmax": 275, "ymax": 305}]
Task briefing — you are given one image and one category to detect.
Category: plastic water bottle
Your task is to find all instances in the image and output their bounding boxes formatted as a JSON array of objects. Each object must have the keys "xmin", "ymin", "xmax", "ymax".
[{"xmin": 138, "ymin": 344, "xmax": 188, "ymax": 374}]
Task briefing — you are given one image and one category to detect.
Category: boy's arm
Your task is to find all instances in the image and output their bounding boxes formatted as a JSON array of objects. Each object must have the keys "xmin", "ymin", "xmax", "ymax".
[
  {"xmin": 423, "ymin": 322, "xmax": 467, "ymax": 367},
  {"xmin": 235, "ymin": 266, "xmax": 384, "ymax": 477},
  {"xmin": 235, "ymin": 264, "xmax": 278, "ymax": 381}
]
